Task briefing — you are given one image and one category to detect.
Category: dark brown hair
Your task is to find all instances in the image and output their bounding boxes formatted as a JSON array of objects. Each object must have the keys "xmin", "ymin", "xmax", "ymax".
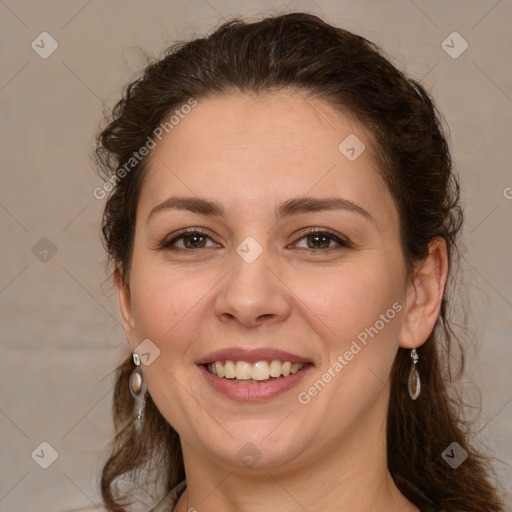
[{"xmin": 94, "ymin": 11, "xmax": 505, "ymax": 512}]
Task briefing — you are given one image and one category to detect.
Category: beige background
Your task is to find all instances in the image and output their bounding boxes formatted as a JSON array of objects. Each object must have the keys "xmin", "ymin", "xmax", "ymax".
[{"xmin": 1, "ymin": 1, "xmax": 511, "ymax": 510}]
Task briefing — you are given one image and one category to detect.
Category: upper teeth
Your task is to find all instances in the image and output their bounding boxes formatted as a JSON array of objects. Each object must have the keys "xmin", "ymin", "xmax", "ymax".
[{"xmin": 206, "ymin": 360, "xmax": 305, "ymax": 380}]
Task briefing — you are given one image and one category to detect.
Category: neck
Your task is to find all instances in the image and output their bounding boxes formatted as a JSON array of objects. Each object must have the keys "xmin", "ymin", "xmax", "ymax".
[{"xmin": 175, "ymin": 388, "xmax": 419, "ymax": 512}]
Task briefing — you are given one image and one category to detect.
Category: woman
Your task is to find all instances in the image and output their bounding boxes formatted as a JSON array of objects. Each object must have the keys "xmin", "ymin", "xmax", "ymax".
[{"xmin": 94, "ymin": 11, "xmax": 505, "ymax": 512}]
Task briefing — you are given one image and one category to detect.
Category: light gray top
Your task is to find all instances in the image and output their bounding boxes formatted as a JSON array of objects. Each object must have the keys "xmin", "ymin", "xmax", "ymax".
[{"xmin": 149, "ymin": 480, "xmax": 187, "ymax": 512}]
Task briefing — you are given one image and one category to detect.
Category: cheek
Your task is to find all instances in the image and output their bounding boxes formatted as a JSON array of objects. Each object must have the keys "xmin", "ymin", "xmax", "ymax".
[
  {"xmin": 128, "ymin": 262, "xmax": 214, "ymax": 350},
  {"xmin": 299, "ymin": 261, "xmax": 402, "ymax": 335}
]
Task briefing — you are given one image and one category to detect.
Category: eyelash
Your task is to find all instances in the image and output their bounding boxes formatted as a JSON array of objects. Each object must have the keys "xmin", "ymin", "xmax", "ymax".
[{"xmin": 158, "ymin": 228, "xmax": 352, "ymax": 252}]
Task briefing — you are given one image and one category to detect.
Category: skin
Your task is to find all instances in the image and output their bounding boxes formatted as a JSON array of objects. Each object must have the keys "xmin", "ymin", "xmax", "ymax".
[{"xmin": 115, "ymin": 90, "xmax": 448, "ymax": 512}]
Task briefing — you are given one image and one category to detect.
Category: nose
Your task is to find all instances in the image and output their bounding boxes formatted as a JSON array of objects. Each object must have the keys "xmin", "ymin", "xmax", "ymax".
[{"xmin": 214, "ymin": 250, "xmax": 292, "ymax": 328}]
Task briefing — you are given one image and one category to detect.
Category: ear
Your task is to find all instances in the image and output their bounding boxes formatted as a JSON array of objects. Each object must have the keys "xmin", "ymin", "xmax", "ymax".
[
  {"xmin": 398, "ymin": 237, "xmax": 449, "ymax": 349},
  {"xmin": 114, "ymin": 268, "xmax": 137, "ymax": 351}
]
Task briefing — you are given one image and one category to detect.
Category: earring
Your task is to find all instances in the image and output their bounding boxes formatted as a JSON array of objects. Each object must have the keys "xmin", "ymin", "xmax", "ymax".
[
  {"xmin": 129, "ymin": 352, "xmax": 147, "ymax": 431},
  {"xmin": 407, "ymin": 348, "xmax": 421, "ymax": 400}
]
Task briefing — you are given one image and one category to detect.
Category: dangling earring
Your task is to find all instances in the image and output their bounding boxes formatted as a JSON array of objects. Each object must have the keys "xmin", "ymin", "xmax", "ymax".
[
  {"xmin": 129, "ymin": 352, "xmax": 147, "ymax": 431},
  {"xmin": 407, "ymin": 348, "xmax": 421, "ymax": 400}
]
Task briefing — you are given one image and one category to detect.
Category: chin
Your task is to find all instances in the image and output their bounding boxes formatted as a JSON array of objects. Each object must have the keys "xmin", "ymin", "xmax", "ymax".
[{"xmin": 196, "ymin": 423, "xmax": 309, "ymax": 471}]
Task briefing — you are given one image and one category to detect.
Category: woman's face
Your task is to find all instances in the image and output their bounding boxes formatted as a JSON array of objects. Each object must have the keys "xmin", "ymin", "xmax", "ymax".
[{"xmin": 117, "ymin": 90, "xmax": 418, "ymax": 471}]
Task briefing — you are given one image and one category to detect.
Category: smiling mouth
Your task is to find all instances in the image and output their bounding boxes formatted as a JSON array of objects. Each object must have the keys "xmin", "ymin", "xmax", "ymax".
[{"xmin": 205, "ymin": 359, "xmax": 307, "ymax": 383}]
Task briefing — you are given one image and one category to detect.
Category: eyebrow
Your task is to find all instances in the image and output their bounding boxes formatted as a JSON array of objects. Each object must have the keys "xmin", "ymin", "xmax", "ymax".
[{"xmin": 147, "ymin": 195, "xmax": 374, "ymax": 224}]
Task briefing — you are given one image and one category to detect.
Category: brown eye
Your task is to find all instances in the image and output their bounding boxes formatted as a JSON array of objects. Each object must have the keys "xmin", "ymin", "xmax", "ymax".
[
  {"xmin": 181, "ymin": 233, "xmax": 207, "ymax": 249},
  {"xmin": 306, "ymin": 233, "xmax": 332, "ymax": 249},
  {"xmin": 159, "ymin": 230, "xmax": 219, "ymax": 250},
  {"xmin": 294, "ymin": 229, "xmax": 352, "ymax": 250}
]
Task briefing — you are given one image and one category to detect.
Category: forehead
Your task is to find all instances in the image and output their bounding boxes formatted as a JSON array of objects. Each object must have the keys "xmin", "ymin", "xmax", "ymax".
[{"xmin": 138, "ymin": 90, "xmax": 397, "ymax": 228}]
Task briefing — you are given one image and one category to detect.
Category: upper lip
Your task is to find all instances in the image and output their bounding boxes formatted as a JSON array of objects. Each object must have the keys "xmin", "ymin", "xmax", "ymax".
[{"xmin": 196, "ymin": 348, "xmax": 312, "ymax": 365}]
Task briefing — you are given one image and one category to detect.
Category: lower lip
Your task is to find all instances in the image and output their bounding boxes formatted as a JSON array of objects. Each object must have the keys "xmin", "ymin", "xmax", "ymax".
[{"xmin": 198, "ymin": 364, "xmax": 313, "ymax": 402}]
